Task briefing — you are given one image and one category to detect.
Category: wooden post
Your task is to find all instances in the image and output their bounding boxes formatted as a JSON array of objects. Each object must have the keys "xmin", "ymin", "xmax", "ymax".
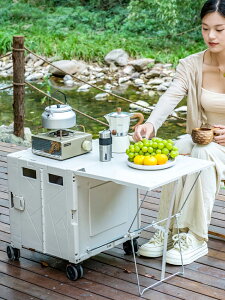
[{"xmin": 13, "ymin": 35, "xmax": 25, "ymax": 138}]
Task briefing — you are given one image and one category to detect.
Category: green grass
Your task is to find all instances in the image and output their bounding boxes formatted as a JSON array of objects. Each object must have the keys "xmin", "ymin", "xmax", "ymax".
[{"xmin": 0, "ymin": 1, "xmax": 206, "ymax": 65}]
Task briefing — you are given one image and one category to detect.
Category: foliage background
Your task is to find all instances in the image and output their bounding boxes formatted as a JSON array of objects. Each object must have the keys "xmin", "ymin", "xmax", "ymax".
[{"xmin": 0, "ymin": 0, "xmax": 206, "ymax": 64}]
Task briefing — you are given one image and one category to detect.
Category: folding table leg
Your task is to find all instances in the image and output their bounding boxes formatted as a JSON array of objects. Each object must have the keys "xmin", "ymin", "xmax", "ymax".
[{"xmin": 129, "ymin": 170, "xmax": 202, "ymax": 297}]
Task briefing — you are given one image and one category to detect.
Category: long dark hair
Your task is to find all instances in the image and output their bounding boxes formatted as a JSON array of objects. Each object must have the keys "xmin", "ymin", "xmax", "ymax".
[{"xmin": 201, "ymin": 0, "xmax": 225, "ymax": 19}]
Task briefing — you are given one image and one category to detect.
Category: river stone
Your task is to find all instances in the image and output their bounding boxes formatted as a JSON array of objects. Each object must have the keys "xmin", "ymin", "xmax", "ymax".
[
  {"xmin": 25, "ymin": 73, "xmax": 43, "ymax": 81},
  {"xmin": 148, "ymin": 78, "xmax": 164, "ymax": 85},
  {"xmin": 49, "ymin": 60, "xmax": 87, "ymax": 76},
  {"xmin": 145, "ymin": 70, "xmax": 161, "ymax": 79},
  {"xmin": 134, "ymin": 78, "xmax": 144, "ymax": 86},
  {"xmin": 63, "ymin": 74, "xmax": 73, "ymax": 82},
  {"xmin": 157, "ymin": 84, "xmax": 168, "ymax": 92},
  {"xmin": 118, "ymin": 77, "xmax": 130, "ymax": 84},
  {"xmin": 34, "ymin": 59, "xmax": 45, "ymax": 67},
  {"xmin": 77, "ymin": 84, "xmax": 91, "ymax": 92},
  {"xmin": 65, "ymin": 80, "xmax": 74, "ymax": 87},
  {"xmin": 129, "ymin": 58, "xmax": 155, "ymax": 71},
  {"xmin": 148, "ymin": 91, "xmax": 156, "ymax": 97},
  {"xmin": 104, "ymin": 49, "xmax": 129, "ymax": 66},
  {"xmin": 129, "ymin": 100, "xmax": 149, "ymax": 110},
  {"xmin": 122, "ymin": 65, "xmax": 135, "ymax": 75},
  {"xmin": 95, "ymin": 93, "xmax": 109, "ymax": 100}
]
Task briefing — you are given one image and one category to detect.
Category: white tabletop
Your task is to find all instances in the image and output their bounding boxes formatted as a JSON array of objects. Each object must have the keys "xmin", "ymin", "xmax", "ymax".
[
  {"xmin": 8, "ymin": 140, "xmax": 214, "ymax": 191},
  {"xmin": 75, "ymin": 152, "xmax": 214, "ymax": 191}
]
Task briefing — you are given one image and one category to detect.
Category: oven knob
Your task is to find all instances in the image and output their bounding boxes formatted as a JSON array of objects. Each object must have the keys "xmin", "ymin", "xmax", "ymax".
[{"xmin": 82, "ymin": 140, "xmax": 92, "ymax": 151}]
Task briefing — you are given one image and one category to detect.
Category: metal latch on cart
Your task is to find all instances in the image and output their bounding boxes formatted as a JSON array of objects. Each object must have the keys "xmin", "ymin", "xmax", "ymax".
[{"xmin": 13, "ymin": 195, "xmax": 25, "ymax": 211}]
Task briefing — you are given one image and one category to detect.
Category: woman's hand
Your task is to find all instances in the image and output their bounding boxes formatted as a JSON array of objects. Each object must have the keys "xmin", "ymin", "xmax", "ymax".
[
  {"xmin": 133, "ymin": 122, "xmax": 155, "ymax": 141},
  {"xmin": 213, "ymin": 125, "xmax": 225, "ymax": 146}
]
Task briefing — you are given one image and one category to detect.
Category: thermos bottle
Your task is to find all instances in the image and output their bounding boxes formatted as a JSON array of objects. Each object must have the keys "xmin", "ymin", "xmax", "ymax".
[{"xmin": 99, "ymin": 129, "xmax": 112, "ymax": 162}]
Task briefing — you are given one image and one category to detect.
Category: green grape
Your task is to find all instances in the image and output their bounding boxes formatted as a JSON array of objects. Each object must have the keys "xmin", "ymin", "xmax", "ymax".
[
  {"xmin": 145, "ymin": 152, "xmax": 150, "ymax": 156},
  {"xmin": 157, "ymin": 142, "xmax": 164, "ymax": 149},
  {"xmin": 142, "ymin": 146, "xmax": 148, "ymax": 153},
  {"xmin": 167, "ymin": 139, "xmax": 174, "ymax": 145},
  {"xmin": 126, "ymin": 149, "xmax": 130, "ymax": 155},
  {"xmin": 152, "ymin": 137, "xmax": 159, "ymax": 142},
  {"xmin": 152, "ymin": 142, "xmax": 158, "ymax": 148},
  {"xmin": 128, "ymin": 157, "xmax": 134, "ymax": 162},
  {"xmin": 145, "ymin": 140, "xmax": 151, "ymax": 147},
  {"xmin": 172, "ymin": 146, "xmax": 179, "ymax": 151},
  {"xmin": 162, "ymin": 148, "xmax": 169, "ymax": 155},
  {"xmin": 148, "ymin": 140, "xmax": 153, "ymax": 146},
  {"xmin": 128, "ymin": 152, "xmax": 135, "ymax": 159},
  {"xmin": 170, "ymin": 150, "xmax": 179, "ymax": 158},
  {"xmin": 137, "ymin": 141, "xmax": 143, "ymax": 148},
  {"xmin": 134, "ymin": 145, "xmax": 140, "ymax": 152},
  {"xmin": 142, "ymin": 138, "xmax": 148, "ymax": 145},
  {"xmin": 166, "ymin": 142, "xmax": 173, "ymax": 150},
  {"xmin": 129, "ymin": 145, "xmax": 135, "ymax": 152},
  {"xmin": 156, "ymin": 149, "xmax": 162, "ymax": 154},
  {"xmin": 151, "ymin": 152, "xmax": 156, "ymax": 156},
  {"xmin": 139, "ymin": 150, "xmax": 144, "ymax": 155},
  {"xmin": 147, "ymin": 146, "xmax": 153, "ymax": 153},
  {"xmin": 134, "ymin": 152, "xmax": 139, "ymax": 157}
]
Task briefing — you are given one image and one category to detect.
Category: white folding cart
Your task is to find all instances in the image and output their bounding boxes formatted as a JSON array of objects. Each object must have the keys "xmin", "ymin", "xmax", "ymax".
[{"xmin": 7, "ymin": 140, "xmax": 214, "ymax": 295}]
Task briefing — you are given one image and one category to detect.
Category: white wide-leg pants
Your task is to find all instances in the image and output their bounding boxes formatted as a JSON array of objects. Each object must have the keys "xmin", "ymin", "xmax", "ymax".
[{"xmin": 158, "ymin": 135, "xmax": 225, "ymax": 240}]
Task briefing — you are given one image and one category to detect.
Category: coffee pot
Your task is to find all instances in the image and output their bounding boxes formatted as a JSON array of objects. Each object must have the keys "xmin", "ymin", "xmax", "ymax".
[{"xmin": 104, "ymin": 107, "xmax": 144, "ymax": 153}]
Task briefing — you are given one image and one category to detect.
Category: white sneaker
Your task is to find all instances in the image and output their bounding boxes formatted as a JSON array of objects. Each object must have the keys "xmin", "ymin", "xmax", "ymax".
[
  {"xmin": 166, "ymin": 232, "xmax": 208, "ymax": 265},
  {"xmin": 138, "ymin": 230, "xmax": 173, "ymax": 258}
]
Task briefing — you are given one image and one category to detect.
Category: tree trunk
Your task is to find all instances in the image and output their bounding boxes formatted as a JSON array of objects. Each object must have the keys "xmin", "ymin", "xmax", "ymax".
[{"xmin": 13, "ymin": 36, "xmax": 25, "ymax": 138}]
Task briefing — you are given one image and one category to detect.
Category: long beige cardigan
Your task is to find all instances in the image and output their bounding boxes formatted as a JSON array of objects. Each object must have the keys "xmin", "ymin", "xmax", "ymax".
[{"xmin": 147, "ymin": 50, "xmax": 207, "ymax": 134}]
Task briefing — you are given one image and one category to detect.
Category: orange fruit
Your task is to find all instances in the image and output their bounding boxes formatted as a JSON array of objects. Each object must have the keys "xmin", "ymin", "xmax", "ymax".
[
  {"xmin": 143, "ymin": 155, "xmax": 157, "ymax": 165},
  {"xmin": 133, "ymin": 155, "xmax": 145, "ymax": 165},
  {"xmin": 155, "ymin": 154, "xmax": 168, "ymax": 165}
]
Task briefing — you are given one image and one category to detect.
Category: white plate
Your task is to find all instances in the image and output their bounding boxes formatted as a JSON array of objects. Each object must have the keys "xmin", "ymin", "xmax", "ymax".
[{"xmin": 127, "ymin": 159, "xmax": 176, "ymax": 170}]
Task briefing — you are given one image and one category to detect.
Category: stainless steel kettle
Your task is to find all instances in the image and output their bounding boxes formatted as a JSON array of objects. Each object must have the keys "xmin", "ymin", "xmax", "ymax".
[
  {"xmin": 42, "ymin": 103, "xmax": 76, "ymax": 129},
  {"xmin": 41, "ymin": 90, "xmax": 76, "ymax": 129}
]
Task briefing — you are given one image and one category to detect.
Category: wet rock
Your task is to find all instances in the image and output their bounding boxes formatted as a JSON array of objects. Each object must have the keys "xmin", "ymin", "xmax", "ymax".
[
  {"xmin": 157, "ymin": 84, "xmax": 168, "ymax": 92},
  {"xmin": 49, "ymin": 60, "xmax": 87, "ymax": 76},
  {"xmin": 134, "ymin": 78, "xmax": 144, "ymax": 87},
  {"xmin": 34, "ymin": 59, "xmax": 45, "ymax": 67},
  {"xmin": 148, "ymin": 78, "xmax": 164, "ymax": 85},
  {"xmin": 129, "ymin": 100, "xmax": 149, "ymax": 110},
  {"xmin": 129, "ymin": 58, "xmax": 155, "ymax": 72},
  {"xmin": 145, "ymin": 70, "xmax": 161, "ymax": 79},
  {"xmin": 77, "ymin": 84, "xmax": 91, "ymax": 92},
  {"xmin": 63, "ymin": 74, "xmax": 73, "ymax": 82},
  {"xmin": 25, "ymin": 73, "xmax": 44, "ymax": 81},
  {"xmin": 95, "ymin": 93, "xmax": 109, "ymax": 100},
  {"xmin": 64, "ymin": 80, "xmax": 74, "ymax": 87},
  {"xmin": 104, "ymin": 49, "xmax": 129, "ymax": 66},
  {"xmin": 148, "ymin": 90, "xmax": 156, "ymax": 97},
  {"xmin": 104, "ymin": 83, "xmax": 113, "ymax": 90},
  {"xmin": 118, "ymin": 77, "xmax": 130, "ymax": 84},
  {"xmin": 122, "ymin": 65, "xmax": 135, "ymax": 75}
]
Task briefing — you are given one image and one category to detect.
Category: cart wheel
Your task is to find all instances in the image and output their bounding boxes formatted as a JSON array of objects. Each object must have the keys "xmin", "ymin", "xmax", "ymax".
[
  {"xmin": 76, "ymin": 264, "xmax": 84, "ymax": 279},
  {"xmin": 66, "ymin": 264, "xmax": 79, "ymax": 281},
  {"xmin": 123, "ymin": 238, "xmax": 139, "ymax": 255},
  {"xmin": 7, "ymin": 246, "xmax": 20, "ymax": 261},
  {"xmin": 13, "ymin": 248, "xmax": 21, "ymax": 261}
]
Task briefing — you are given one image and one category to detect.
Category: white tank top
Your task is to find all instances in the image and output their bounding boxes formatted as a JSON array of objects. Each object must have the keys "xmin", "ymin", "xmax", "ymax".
[{"xmin": 201, "ymin": 88, "xmax": 225, "ymax": 126}]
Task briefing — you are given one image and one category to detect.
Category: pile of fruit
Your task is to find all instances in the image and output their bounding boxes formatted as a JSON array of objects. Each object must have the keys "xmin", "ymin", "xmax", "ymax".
[{"xmin": 126, "ymin": 138, "xmax": 179, "ymax": 166}]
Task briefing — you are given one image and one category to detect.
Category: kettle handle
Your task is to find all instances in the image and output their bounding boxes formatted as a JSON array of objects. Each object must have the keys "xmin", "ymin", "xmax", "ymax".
[{"xmin": 130, "ymin": 112, "xmax": 144, "ymax": 130}]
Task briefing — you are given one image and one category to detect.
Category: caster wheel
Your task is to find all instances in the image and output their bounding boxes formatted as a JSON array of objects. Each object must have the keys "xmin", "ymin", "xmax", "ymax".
[
  {"xmin": 7, "ymin": 246, "xmax": 20, "ymax": 261},
  {"xmin": 76, "ymin": 264, "xmax": 84, "ymax": 279},
  {"xmin": 123, "ymin": 238, "xmax": 139, "ymax": 255},
  {"xmin": 66, "ymin": 264, "xmax": 83, "ymax": 281}
]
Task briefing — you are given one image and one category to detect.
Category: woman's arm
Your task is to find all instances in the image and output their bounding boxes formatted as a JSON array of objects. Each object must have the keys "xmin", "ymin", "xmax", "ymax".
[{"xmin": 133, "ymin": 60, "xmax": 188, "ymax": 141}]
